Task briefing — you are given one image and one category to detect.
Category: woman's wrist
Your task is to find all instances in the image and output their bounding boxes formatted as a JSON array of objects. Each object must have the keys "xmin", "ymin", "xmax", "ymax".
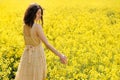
[{"xmin": 56, "ymin": 52, "xmax": 62, "ymax": 57}]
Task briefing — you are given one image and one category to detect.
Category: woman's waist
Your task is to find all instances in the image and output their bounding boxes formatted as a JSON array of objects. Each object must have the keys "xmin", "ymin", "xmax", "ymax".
[{"xmin": 25, "ymin": 43, "xmax": 43, "ymax": 49}]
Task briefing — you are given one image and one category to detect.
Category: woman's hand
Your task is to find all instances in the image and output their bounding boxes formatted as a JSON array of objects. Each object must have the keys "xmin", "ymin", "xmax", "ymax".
[{"xmin": 59, "ymin": 54, "xmax": 67, "ymax": 64}]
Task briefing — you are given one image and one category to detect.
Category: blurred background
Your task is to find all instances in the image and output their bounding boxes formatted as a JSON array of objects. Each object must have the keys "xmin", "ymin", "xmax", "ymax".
[{"xmin": 0, "ymin": 0, "xmax": 120, "ymax": 80}]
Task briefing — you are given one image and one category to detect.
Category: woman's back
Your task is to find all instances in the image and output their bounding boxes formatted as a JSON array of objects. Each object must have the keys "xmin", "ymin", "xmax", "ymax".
[{"xmin": 23, "ymin": 24, "xmax": 41, "ymax": 46}]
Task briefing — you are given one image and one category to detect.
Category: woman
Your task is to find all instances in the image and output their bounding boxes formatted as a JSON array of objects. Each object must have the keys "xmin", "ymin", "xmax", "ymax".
[{"xmin": 15, "ymin": 3, "xmax": 67, "ymax": 80}]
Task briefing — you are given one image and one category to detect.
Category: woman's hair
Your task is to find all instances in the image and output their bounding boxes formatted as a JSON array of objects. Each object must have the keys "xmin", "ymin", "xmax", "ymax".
[{"xmin": 23, "ymin": 3, "xmax": 44, "ymax": 27}]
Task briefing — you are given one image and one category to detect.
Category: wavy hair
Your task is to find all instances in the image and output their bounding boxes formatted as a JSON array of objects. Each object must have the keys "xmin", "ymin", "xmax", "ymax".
[{"xmin": 23, "ymin": 3, "xmax": 43, "ymax": 27}]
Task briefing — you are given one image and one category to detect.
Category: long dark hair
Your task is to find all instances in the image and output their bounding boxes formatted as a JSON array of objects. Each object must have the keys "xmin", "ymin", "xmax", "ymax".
[{"xmin": 23, "ymin": 3, "xmax": 43, "ymax": 27}]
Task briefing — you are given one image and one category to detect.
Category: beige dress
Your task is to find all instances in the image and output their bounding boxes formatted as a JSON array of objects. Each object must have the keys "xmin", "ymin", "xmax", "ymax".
[{"xmin": 15, "ymin": 24, "xmax": 47, "ymax": 80}]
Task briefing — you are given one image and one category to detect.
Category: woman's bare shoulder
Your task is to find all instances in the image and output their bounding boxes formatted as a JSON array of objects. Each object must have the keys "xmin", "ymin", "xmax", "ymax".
[{"xmin": 33, "ymin": 23, "xmax": 42, "ymax": 30}]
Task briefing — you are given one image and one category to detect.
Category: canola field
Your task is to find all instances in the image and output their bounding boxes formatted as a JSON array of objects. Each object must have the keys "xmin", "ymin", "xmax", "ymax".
[{"xmin": 0, "ymin": 0, "xmax": 120, "ymax": 80}]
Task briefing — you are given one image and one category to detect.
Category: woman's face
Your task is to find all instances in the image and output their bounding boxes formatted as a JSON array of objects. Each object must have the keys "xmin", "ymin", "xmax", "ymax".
[{"xmin": 35, "ymin": 9, "xmax": 42, "ymax": 20}]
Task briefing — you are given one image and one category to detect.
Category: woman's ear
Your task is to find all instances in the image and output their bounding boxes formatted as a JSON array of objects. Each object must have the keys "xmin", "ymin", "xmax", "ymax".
[{"xmin": 36, "ymin": 13, "xmax": 38, "ymax": 17}]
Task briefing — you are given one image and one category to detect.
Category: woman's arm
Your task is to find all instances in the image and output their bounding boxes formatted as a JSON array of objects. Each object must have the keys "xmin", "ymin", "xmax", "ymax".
[
  {"xmin": 35, "ymin": 24, "xmax": 67, "ymax": 64},
  {"xmin": 35, "ymin": 24, "xmax": 63, "ymax": 57}
]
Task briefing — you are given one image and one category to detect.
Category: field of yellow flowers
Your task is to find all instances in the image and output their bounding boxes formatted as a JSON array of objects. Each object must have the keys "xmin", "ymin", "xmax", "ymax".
[{"xmin": 0, "ymin": 0, "xmax": 120, "ymax": 80}]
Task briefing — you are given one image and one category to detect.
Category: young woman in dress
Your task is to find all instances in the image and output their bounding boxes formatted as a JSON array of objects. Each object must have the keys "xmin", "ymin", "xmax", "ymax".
[{"xmin": 15, "ymin": 3, "xmax": 67, "ymax": 80}]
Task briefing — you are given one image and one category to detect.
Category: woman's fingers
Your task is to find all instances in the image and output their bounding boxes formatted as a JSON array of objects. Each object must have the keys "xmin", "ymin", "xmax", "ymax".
[
  {"xmin": 61, "ymin": 56, "xmax": 67, "ymax": 64},
  {"xmin": 59, "ymin": 54, "xmax": 68, "ymax": 64}
]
